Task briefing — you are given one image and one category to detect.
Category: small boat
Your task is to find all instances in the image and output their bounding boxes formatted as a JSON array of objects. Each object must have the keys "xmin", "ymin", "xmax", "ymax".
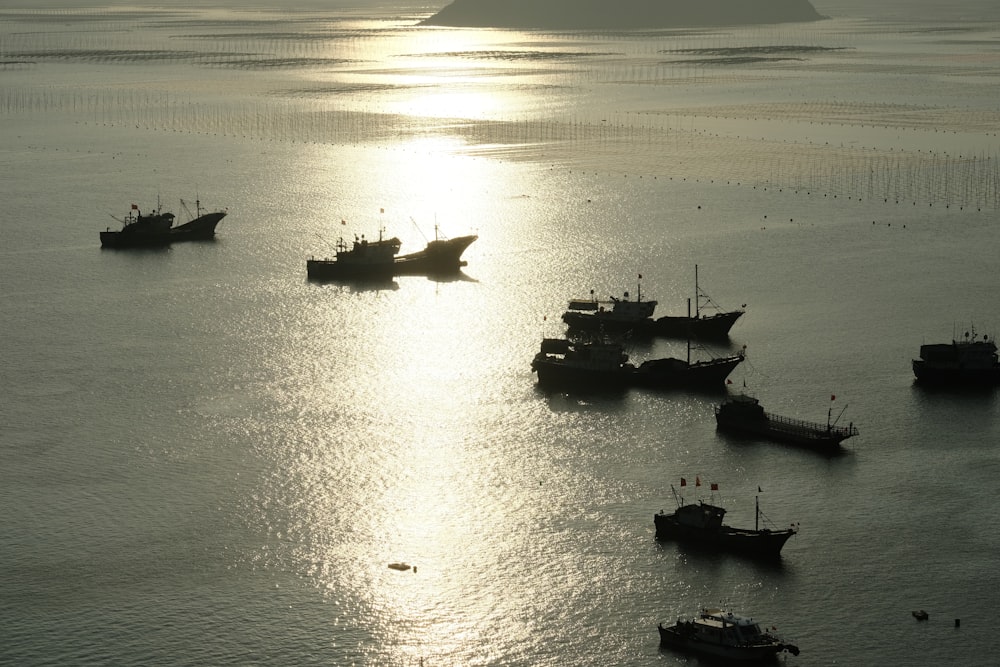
[
  {"xmin": 654, "ymin": 483, "xmax": 797, "ymax": 559},
  {"xmin": 658, "ymin": 607, "xmax": 800, "ymax": 661},
  {"xmin": 100, "ymin": 198, "xmax": 226, "ymax": 248},
  {"xmin": 912, "ymin": 610, "xmax": 929, "ymax": 621},
  {"xmin": 912, "ymin": 328, "xmax": 1000, "ymax": 385},
  {"xmin": 307, "ymin": 225, "xmax": 476, "ymax": 280},
  {"xmin": 715, "ymin": 393, "xmax": 858, "ymax": 453},
  {"xmin": 561, "ymin": 266, "xmax": 744, "ymax": 339},
  {"xmin": 530, "ymin": 336, "xmax": 635, "ymax": 392}
]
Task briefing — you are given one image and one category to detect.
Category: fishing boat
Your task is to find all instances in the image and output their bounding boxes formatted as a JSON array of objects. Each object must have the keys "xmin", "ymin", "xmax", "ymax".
[
  {"xmin": 393, "ymin": 231, "xmax": 478, "ymax": 276},
  {"xmin": 561, "ymin": 279, "xmax": 658, "ymax": 335},
  {"xmin": 651, "ymin": 265, "xmax": 745, "ymax": 339},
  {"xmin": 531, "ymin": 336, "xmax": 741, "ymax": 392},
  {"xmin": 307, "ymin": 225, "xmax": 476, "ymax": 280},
  {"xmin": 654, "ymin": 483, "xmax": 797, "ymax": 559},
  {"xmin": 307, "ymin": 229, "xmax": 403, "ymax": 280},
  {"xmin": 530, "ymin": 337, "xmax": 635, "ymax": 391},
  {"xmin": 562, "ymin": 267, "xmax": 743, "ymax": 339},
  {"xmin": 658, "ymin": 607, "xmax": 800, "ymax": 661},
  {"xmin": 100, "ymin": 198, "xmax": 226, "ymax": 248},
  {"xmin": 169, "ymin": 198, "xmax": 227, "ymax": 241},
  {"xmin": 715, "ymin": 393, "xmax": 858, "ymax": 453},
  {"xmin": 632, "ymin": 338, "xmax": 744, "ymax": 390},
  {"xmin": 912, "ymin": 328, "xmax": 1000, "ymax": 385}
]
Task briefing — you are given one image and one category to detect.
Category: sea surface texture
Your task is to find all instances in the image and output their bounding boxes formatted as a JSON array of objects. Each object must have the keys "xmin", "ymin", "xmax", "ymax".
[{"xmin": 3, "ymin": 1, "xmax": 1000, "ymax": 665}]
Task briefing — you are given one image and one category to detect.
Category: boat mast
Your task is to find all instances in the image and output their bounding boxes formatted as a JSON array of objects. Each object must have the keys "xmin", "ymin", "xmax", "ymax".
[
  {"xmin": 686, "ymin": 298, "xmax": 692, "ymax": 364},
  {"xmin": 694, "ymin": 264, "xmax": 700, "ymax": 318},
  {"xmin": 756, "ymin": 494, "xmax": 759, "ymax": 531}
]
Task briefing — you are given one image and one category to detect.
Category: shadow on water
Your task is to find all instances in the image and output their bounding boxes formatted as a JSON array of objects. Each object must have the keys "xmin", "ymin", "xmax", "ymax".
[
  {"xmin": 408, "ymin": 269, "xmax": 478, "ymax": 284},
  {"xmin": 535, "ymin": 387, "xmax": 630, "ymax": 412},
  {"xmin": 653, "ymin": 536, "xmax": 790, "ymax": 572},
  {"xmin": 99, "ymin": 245, "xmax": 170, "ymax": 254},
  {"xmin": 911, "ymin": 380, "xmax": 998, "ymax": 404},
  {"xmin": 306, "ymin": 276, "xmax": 400, "ymax": 292}
]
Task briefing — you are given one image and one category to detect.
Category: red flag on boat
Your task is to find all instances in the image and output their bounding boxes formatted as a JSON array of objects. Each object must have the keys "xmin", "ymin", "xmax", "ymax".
[
  {"xmin": 831, "ymin": 394, "xmax": 836, "ymax": 401},
  {"xmin": 131, "ymin": 204, "xmax": 138, "ymax": 210},
  {"xmin": 680, "ymin": 478, "xmax": 687, "ymax": 487},
  {"xmin": 341, "ymin": 219, "xmax": 346, "ymax": 225},
  {"xmin": 695, "ymin": 476, "xmax": 701, "ymax": 487},
  {"xmin": 710, "ymin": 483, "xmax": 719, "ymax": 491}
]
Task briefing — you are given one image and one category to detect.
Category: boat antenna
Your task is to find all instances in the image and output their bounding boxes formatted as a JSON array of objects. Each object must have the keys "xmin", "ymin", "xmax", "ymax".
[
  {"xmin": 409, "ymin": 216, "xmax": 430, "ymax": 244},
  {"xmin": 670, "ymin": 484, "xmax": 682, "ymax": 508}
]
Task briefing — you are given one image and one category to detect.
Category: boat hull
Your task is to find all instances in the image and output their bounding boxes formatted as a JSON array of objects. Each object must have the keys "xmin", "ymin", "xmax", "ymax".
[
  {"xmin": 658, "ymin": 624, "xmax": 792, "ymax": 662},
  {"xmin": 653, "ymin": 514, "xmax": 795, "ymax": 559},
  {"xmin": 633, "ymin": 354, "xmax": 743, "ymax": 389},
  {"xmin": 170, "ymin": 211, "xmax": 226, "ymax": 240},
  {"xmin": 652, "ymin": 310, "xmax": 744, "ymax": 339},
  {"xmin": 100, "ymin": 230, "xmax": 173, "ymax": 248},
  {"xmin": 562, "ymin": 309, "xmax": 743, "ymax": 340},
  {"xmin": 394, "ymin": 234, "xmax": 477, "ymax": 275},
  {"xmin": 306, "ymin": 258, "xmax": 395, "ymax": 281},
  {"xmin": 531, "ymin": 356, "xmax": 632, "ymax": 392},
  {"xmin": 715, "ymin": 413, "xmax": 853, "ymax": 453},
  {"xmin": 912, "ymin": 360, "xmax": 1000, "ymax": 385}
]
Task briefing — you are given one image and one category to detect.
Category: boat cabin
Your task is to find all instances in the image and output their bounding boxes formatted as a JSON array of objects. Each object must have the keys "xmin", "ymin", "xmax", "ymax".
[
  {"xmin": 674, "ymin": 502, "xmax": 727, "ymax": 530},
  {"xmin": 687, "ymin": 609, "xmax": 769, "ymax": 645},
  {"xmin": 717, "ymin": 393, "xmax": 768, "ymax": 421}
]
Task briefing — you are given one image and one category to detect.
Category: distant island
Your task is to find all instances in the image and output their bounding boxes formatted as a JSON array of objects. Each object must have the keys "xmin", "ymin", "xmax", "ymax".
[{"xmin": 421, "ymin": 0, "xmax": 826, "ymax": 29}]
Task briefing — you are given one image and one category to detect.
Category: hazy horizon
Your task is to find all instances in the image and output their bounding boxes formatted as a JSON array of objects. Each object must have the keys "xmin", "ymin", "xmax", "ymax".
[{"xmin": 3, "ymin": 0, "xmax": 1000, "ymax": 22}]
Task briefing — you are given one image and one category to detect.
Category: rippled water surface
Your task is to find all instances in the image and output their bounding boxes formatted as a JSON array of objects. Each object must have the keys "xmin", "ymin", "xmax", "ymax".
[{"xmin": 3, "ymin": 1, "xmax": 1000, "ymax": 665}]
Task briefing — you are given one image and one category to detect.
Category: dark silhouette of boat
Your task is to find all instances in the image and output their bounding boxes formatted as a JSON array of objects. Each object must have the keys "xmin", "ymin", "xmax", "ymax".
[
  {"xmin": 307, "ymin": 226, "xmax": 477, "ymax": 281},
  {"xmin": 530, "ymin": 337, "xmax": 634, "ymax": 392},
  {"xmin": 912, "ymin": 328, "xmax": 1000, "ymax": 385},
  {"xmin": 658, "ymin": 607, "xmax": 800, "ymax": 662},
  {"xmin": 561, "ymin": 267, "xmax": 744, "ymax": 339},
  {"xmin": 633, "ymin": 340, "xmax": 744, "ymax": 390},
  {"xmin": 530, "ymin": 337, "xmax": 743, "ymax": 392},
  {"xmin": 654, "ymin": 483, "xmax": 797, "ymax": 559},
  {"xmin": 100, "ymin": 198, "xmax": 226, "ymax": 248},
  {"xmin": 715, "ymin": 393, "xmax": 858, "ymax": 453}
]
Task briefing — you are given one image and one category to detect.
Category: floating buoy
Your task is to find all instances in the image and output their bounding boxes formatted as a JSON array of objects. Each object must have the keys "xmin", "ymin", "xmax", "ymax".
[{"xmin": 388, "ymin": 562, "xmax": 411, "ymax": 571}]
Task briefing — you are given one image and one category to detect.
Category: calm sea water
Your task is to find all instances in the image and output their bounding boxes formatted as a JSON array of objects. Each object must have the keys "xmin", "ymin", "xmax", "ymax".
[{"xmin": 3, "ymin": 2, "xmax": 1000, "ymax": 665}]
